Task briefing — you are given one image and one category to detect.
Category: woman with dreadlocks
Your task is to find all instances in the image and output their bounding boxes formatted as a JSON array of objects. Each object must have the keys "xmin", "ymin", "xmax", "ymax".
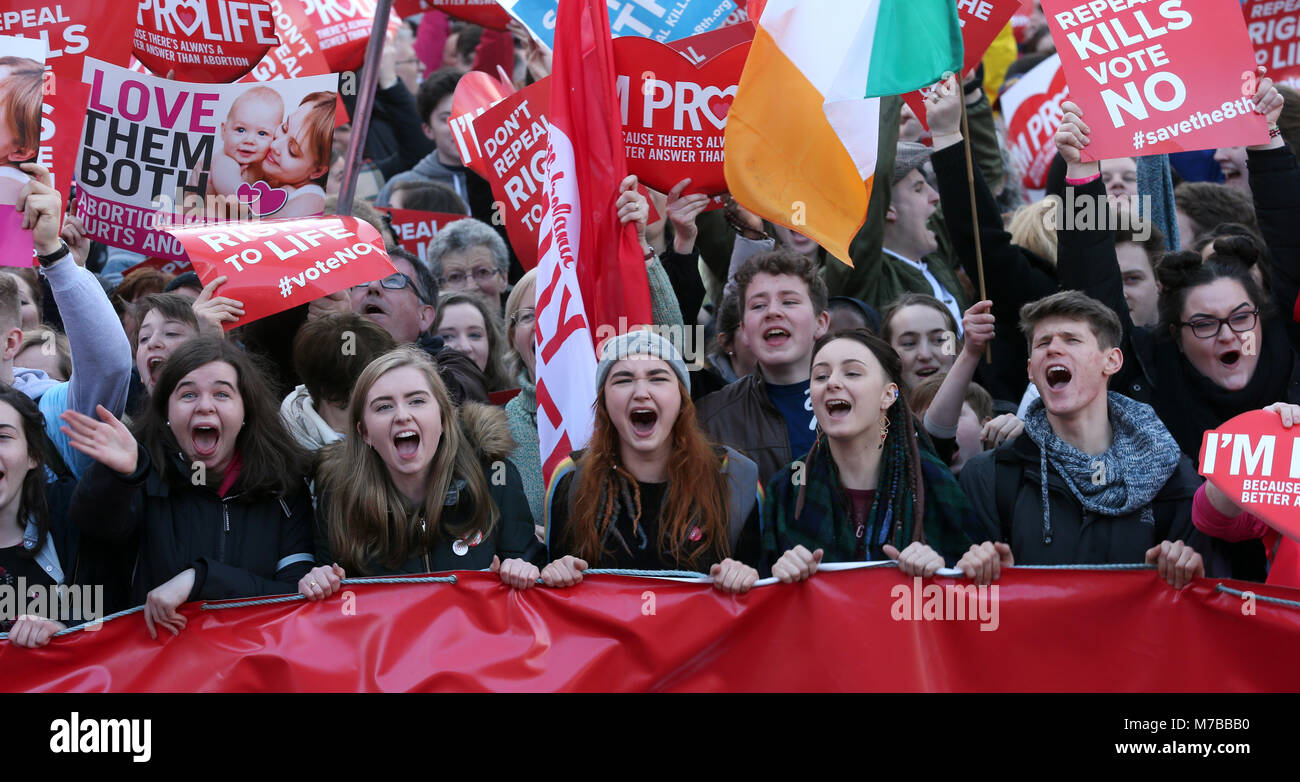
[
  {"xmin": 541, "ymin": 331, "xmax": 763, "ymax": 594},
  {"xmin": 762, "ymin": 330, "xmax": 992, "ymax": 583}
]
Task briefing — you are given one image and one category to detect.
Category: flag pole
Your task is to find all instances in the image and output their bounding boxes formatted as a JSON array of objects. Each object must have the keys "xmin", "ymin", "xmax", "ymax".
[
  {"xmin": 335, "ymin": 0, "xmax": 395, "ymax": 217},
  {"xmin": 959, "ymin": 97, "xmax": 991, "ymax": 363}
]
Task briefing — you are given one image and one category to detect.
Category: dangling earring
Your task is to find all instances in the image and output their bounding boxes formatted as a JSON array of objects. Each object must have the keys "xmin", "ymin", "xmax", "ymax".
[{"xmin": 878, "ymin": 411, "xmax": 890, "ymax": 450}]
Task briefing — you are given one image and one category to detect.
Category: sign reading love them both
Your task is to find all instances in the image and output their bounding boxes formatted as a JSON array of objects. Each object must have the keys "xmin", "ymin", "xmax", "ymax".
[
  {"xmin": 73, "ymin": 58, "xmax": 339, "ymax": 261},
  {"xmin": 164, "ymin": 216, "xmax": 394, "ymax": 328},
  {"xmin": 1200, "ymin": 409, "xmax": 1300, "ymax": 545},
  {"xmin": 134, "ymin": 0, "xmax": 280, "ymax": 83},
  {"xmin": 1040, "ymin": 0, "xmax": 1269, "ymax": 160}
]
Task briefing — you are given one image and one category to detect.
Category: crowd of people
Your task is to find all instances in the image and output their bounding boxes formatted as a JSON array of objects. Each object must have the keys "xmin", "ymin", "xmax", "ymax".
[{"xmin": 2, "ymin": 7, "xmax": 1298, "ymax": 652}]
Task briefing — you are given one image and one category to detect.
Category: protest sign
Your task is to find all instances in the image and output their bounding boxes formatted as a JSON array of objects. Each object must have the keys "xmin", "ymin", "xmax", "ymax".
[
  {"xmin": 500, "ymin": 0, "xmax": 739, "ymax": 51},
  {"xmin": 122, "ymin": 254, "xmax": 195, "ymax": 278},
  {"xmin": 407, "ymin": 0, "xmax": 512, "ymax": 29},
  {"xmin": 134, "ymin": 0, "xmax": 280, "ymax": 83},
  {"xmin": 613, "ymin": 35, "xmax": 747, "ymax": 196},
  {"xmin": 241, "ymin": 0, "xmax": 334, "ymax": 81},
  {"xmin": 450, "ymin": 69, "xmax": 515, "ymax": 178},
  {"xmin": 2, "ymin": 1, "xmax": 135, "ymax": 201},
  {"xmin": 298, "ymin": 0, "xmax": 400, "ymax": 73},
  {"xmin": 0, "ymin": 35, "xmax": 45, "ymax": 266},
  {"xmin": 665, "ymin": 18, "xmax": 753, "ymax": 62},
  {"xmin": 902, "ymin": 0, "xmax": 1022, "ymax": 135},
  {"xmin": 1041, "ymin": 0, "xmax": 1269, "ymax": 159},
  {"xmin": 1200, "ymin": 409, "xmax": 1300, "ymax": 544},
  {"xmin": 1244, "ymin": 0, "xmax": 1300, "ymax": 90},
  {"xmin": 74, "ymin": 58, "xmax": 339, "ymax": 260},
  {"xmin": 163, "ymin": 216, "xmax": 393, "ymax": 327},
  {"xmin": 376, "ymin": 206, "xmax": 467, "ymax": 262},
  {"xmin": 1000, "ymin": 52, "xmax": 1067, "ymax": 196},
  {"xmin": 472, "ymin": 77, "xmax": 548, "ymax": 269}
]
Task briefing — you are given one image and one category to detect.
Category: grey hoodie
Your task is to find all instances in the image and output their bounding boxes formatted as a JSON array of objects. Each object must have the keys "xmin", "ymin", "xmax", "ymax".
[
  {"xmin": 374, "ymin": 152, "xmax": 469, "ymax": 208},
  {"xmin": 11, "ymin": 256, "xmax": 132, "ymax": 478}
]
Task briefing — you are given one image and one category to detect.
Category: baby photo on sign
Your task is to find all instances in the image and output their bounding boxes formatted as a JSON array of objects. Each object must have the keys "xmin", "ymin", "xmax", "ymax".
[
  {"xmin": 192, "ymin": 85, "xmax": 336, "ymax": 218},
  {"xmin": 0, "ymin": 36, "xmax": 47, "ymax": 265}
]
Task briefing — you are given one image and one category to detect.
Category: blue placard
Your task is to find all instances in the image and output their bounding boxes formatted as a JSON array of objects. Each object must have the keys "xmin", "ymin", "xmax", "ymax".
[{"xmin": 499, "ymin": 0, "xmax": 740, "ymax": 51}]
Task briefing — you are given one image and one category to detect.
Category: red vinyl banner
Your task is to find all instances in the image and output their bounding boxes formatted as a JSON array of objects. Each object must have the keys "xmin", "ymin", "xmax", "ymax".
[
  {"xmin": 1041, "ymin": 0, "xmax": 1269, "ymax": 159},
  {"xmin": 162, "ymin": 216, "xmax": 393, "ymax": 327},
  {"xmin": 1244, "ymin": 0, "xmax": 1300, "ymax": 90},
  {"xmin": 3, "ymin": 568, "xmax": 1299, "ymax": 692},
  {"xmin": 3, "ymin": 0, "xmax": 136, "ymax": 200}
]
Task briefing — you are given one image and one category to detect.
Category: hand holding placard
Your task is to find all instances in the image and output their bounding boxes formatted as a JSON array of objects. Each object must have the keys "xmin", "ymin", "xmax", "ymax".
[
  {"xmin": 1041, "ymin": 0, "xmax": 1269, "ymax": 158},
  {"xmin": 1199, "ymin": 405, "xmax": 1300, "ymax": 545}
]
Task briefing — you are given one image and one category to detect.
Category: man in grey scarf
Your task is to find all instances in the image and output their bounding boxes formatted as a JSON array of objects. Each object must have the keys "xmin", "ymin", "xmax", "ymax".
[{"xmin": 960, "ymin": 291, "xmax": 1210, "ymax": 588}]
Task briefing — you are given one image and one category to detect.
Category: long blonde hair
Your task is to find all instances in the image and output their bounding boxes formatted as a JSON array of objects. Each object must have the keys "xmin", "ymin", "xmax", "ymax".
[
  {"xmin": 319, "ymin": 347, "xmax": 497, "ymax": 572},
  {"xmin": 1008, "ymin": 197, "xmax": 1060, "ymax": 265}
]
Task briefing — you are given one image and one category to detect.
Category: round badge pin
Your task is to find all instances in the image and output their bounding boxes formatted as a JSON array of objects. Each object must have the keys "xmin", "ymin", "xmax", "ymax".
[{"xmin": 453, "ymin": 539, "xmax": 470, "ymax": 556}]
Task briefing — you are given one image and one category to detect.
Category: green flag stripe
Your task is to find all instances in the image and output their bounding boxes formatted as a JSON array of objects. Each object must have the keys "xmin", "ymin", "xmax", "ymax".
[{"xmin": 864, "ymin": 0, "xmax": 964, "ymax": 98}]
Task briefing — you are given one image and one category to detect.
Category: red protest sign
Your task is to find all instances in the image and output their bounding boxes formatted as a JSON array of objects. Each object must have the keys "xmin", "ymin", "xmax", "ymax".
[
  {"xmin": 1244, "ymin": 1, "xmax": 1300, "ymax": 90},
  {"xmin": 1199, "ymin": 409, "xmax": 1300, "ymax": 545},
  {"xmin": 1042, "ymin": 0, "xmax": 1269, "ymax": 160},
  {"xmin": 376, "ymin": 207, "xmax": 467, "ymax": 263},
  {"xmin": 122, "ymin": 255, "xmax": 196, "ymax": 278},
  {"xmin": 613, "ymin": 36, "xmax": 749, "ymax": 197},
  {"xmin": 473, "ymin": 77, "xmax": 549, "ymax": 270},
  {"xmin": 665, "ymin": 20, "xmax": 754, "ymax": 63},
  {"xmin": 3, "ymin": 1, "xmax": 135, "ymax": 201},
  {"xmin": 133, "ymin": 0, "xmax": 280, "ymax": 82},
  {"xmin": 163, "ymin": 216, "xmax": 393, "ymax": 327},
  {"xmin": 298, "ymin": 0, "xmax": 399, "ymax": 73},
  {"xmin": 240, "ymin": 0, "xmax": 333, "ymax": 81},
  {"xmin": 902, "ymin": 0, "xmax": 1022, "ymax": 136},
  {"xmin": 1000, "ymin": 53, "xmax": 1068, "ymax": 195},
  {"xmin": 427, "ymin": 0, "xmax": 512, "ymax": 29},
  {"xmin": 450, "ymin": 69, "xmax": 515, "ymax": 178}
]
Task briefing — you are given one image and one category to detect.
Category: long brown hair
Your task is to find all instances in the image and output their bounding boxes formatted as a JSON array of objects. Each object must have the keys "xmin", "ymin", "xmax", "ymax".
[
  {"xmin": 566, "ymin": 375, "xmax": 729, "ymax": 569},
  {"xmin": 319, "ymin": 347, "xmax": 496, "ymax": 572}
]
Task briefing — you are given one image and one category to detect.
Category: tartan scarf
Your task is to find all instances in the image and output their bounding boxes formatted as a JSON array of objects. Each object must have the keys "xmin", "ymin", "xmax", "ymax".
[{"xmin": 761, "ymin": 431, "xmax": 977, "ymax": 567}]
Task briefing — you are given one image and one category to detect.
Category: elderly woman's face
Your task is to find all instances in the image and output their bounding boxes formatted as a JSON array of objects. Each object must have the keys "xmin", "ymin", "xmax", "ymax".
[{"xmin": 439, "ymin": 245, "xmax": 505, "ymax": 314}]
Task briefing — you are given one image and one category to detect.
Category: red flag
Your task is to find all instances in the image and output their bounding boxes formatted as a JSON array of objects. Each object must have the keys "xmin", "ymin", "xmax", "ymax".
[{"xmin": 534, "ymin": 0, "xmax": 653, "ymax": 485}]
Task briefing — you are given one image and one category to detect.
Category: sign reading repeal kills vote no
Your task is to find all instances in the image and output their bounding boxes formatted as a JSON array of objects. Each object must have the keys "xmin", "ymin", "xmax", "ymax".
[
  {"xmin": 163, "ymin": 216, "xmax": 394, "ymax": 328},
  {"xmin": 1041, "ymin": 0, "xmax": 1269, "ymax": 160},
  {"xmin": 613, "ymin": 35, "xmax": 749, "ymax": 196},
  {"xmin": 1199, "ymin": 409, "xmax": 1300, "ymax": 545}
]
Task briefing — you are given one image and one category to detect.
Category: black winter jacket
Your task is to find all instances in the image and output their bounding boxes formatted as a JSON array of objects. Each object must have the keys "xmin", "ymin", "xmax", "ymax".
[
  {"xmin": 959, "ymin": 434, "xmax": 1208, "ymax": 568},
  {"xmin": 315, "ymin": 403, "xmax": 544, "ymax": 575},
  {"xmin": 71, "ymin": 446, "xmax": 316, "ymax": 613}
]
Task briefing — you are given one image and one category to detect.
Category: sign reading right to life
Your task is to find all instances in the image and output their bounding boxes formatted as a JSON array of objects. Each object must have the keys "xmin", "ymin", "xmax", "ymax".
[{"xmin": 1041, "ymin": 0, "xmax": 1269, "ymax": 159}]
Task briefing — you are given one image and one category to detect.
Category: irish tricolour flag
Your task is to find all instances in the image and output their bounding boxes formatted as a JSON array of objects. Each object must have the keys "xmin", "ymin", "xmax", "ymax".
[{"xmin": 724, "ymin": 0, "xmax": 962, "ymax": 263}]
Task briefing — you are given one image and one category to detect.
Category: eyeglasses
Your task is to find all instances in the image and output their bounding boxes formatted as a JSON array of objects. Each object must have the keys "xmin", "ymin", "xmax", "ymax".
[
  {"xmin": 354, "ymin": 272, "xmax": 431, "ymax": 304},
  {"xmin": 1179, "ymin": 310, "xmax": 1259, "ymax": 339},
  {"xmin": 440, "ymin": 267, "xmax": 498, "ymax": 287},
  {"xmin": 510, "ymin": 308, "xmax": 535, "ymax": 326}
]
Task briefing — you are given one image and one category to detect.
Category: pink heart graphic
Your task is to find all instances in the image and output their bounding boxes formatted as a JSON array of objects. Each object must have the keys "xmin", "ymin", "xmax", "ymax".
[
  {"xmin": 236, "ymin": 181, "xmax": 289, "ymax": 217},
  {"xmin": 171, "ymin": 0, "xmax": 205, "ymax": 38},
  {"xmin": 707, "ymin": 92, "xmax": 734, "ymax": 125}
]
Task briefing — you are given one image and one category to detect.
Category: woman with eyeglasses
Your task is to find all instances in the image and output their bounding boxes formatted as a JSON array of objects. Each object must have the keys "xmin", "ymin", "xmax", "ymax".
[
  {"xmin": 1053, "ymin": 73, "xmax": 1300, "ymax": 580},
  {"xmin": 426, "ymin": 219, "xmax": 510, "ymax": 318}
]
